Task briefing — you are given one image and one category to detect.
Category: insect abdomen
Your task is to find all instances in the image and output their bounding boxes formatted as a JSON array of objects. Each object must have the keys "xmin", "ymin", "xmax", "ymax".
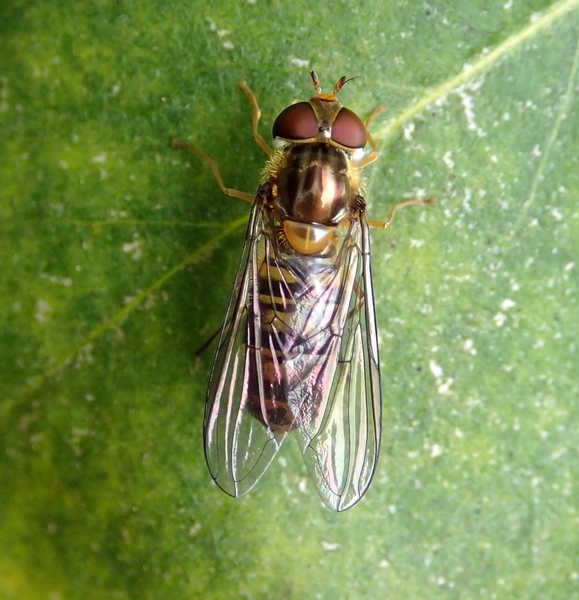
[
  {"xmin": 246, "ymin": 258, "xmax": 300, "ymax": 432},
  {"xmin": 246, "ymin": 250, "xmax": 345, "ymax": 434}
]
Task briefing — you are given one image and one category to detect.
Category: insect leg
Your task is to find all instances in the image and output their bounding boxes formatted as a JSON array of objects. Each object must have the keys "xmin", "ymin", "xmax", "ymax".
[
  {"xmin": 346, "ymin": 280, "xmax": 365, "ymax": 321},
  {"xmin": 171, "ymin": 139, "xmax": 255, "ymax": 203},
  {"xmin": 238, "ymin": 81, "xmax": 274, "ymax": 157},
  {"xmin": 356, "ymin": 104, "xmax": 386, "ymax": 168},
  {"xmin": 193, "ymin": 324, "xmax": 223, "ymax": 358},
  {"xmin": 367, "ymin": 197, "xmax": 436, "ymax": 229}
]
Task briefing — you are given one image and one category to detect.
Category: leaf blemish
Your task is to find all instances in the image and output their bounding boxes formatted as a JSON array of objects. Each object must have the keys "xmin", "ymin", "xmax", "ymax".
[
  {"xmin": 35, "ymin": 299, "xmax": 52, "ymax": 323},
  {"xmin": 122, "ymin": 239, "xmax": 143, "ymax": 260}
]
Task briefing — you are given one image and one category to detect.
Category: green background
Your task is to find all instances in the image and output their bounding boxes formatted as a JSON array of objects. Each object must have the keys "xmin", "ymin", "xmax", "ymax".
[{"xmin": 2, "ymin": 0, "xmax": 579, "ymax": 597}]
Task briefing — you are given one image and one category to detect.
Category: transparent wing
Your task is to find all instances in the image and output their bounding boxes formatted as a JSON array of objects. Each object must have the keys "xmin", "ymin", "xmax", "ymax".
[
  {"xmin": 204, "ymin": 196, "xmax": 292, "ymax": 497},
  {"xmin": 293, "ymin": 213, "xmax": 382, "ymax": 511},
  {"xmin": 204, "ymin": 199, "xmax": 381, "ymax": 510}
]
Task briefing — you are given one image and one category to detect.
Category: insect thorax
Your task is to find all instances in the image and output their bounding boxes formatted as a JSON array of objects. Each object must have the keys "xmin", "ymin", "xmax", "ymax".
[
  {"xmin": 264, "ymin": 144, "xmax": 361, "ymax": 255},
  {"xmin": 277, "ymin": 143, "xmax": 362, "ymax": 223}
]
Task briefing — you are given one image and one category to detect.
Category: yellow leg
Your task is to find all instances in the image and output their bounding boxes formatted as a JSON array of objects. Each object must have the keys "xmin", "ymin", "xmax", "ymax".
[
  {"xmin": 172, "ymin": 80, "xmax": 275, "ymax": 202},
  {"xmin": 356, "ymin": 104, "xmax": 386, "ymax": 168},
  {"xmin": 170, "ymin": 139, "xmax": 255, "ymax": 203},
  {"xmin": 238, "ymin": 81, "xmax": 273, "ymax": 156},
  {"xmin": 346, "ymin": 280, "xmax": 365, "ymax": 320},
  {"xmin": 367, "ymin": 197, "xmax": 436, "ymax": 229}
]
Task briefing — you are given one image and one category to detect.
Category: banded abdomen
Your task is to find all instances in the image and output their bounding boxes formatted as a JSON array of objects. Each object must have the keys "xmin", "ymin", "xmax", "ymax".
[{"xmin": 245, "ymin": 143, "xmax": 358, "ymax": 433}]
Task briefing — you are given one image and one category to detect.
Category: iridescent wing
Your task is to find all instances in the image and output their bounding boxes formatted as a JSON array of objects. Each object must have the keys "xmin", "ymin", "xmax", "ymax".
[
  {"xmin": 204, "ymin": 195, "xmax": 292, "ymax": 497},
  {"xmin": 204, "ymin": 198, "xmax": 381, "ymax": 511},
  {"xmin": 291, "ymin": 213, "xmax": 382, "ymax": 511}
]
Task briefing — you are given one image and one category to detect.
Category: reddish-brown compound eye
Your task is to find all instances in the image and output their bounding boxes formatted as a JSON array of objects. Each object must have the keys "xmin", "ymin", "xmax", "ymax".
[
  {"xmin": 331, "ymin": 107, "xmax": 367, "ymax": 149},
  {"xmin": 272, "ymin": 102, "xmax": 318, "ymax": 140}
]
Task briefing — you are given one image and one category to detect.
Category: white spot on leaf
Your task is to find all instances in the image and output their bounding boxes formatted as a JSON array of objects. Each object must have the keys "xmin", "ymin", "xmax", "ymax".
[
  {"xmin": 122, "ymin": 239, "xmax": 143, "ymax": 260},
  {"xmin": 500, "ymin": 299, "xmax": 516, "ymax": 311},
  {"xmin": 290, "ymin": 57, "xmax": 310, "ymax": 69},
  {"xmin": 35, "ymin": 299, "xmax": 52, "ymax": 323},
  {"xmin": 429, "ymin": 360, "xmax": 443, "ymax": 379},
  {"xmin": 322, "ymin": 541, "xmax": 339, "ymax": 551},
  {"xmin": 442, "ymin": 151, "xmax": 454, "ymax": 169},
  {"xmin": 430, "ymin": 444, "xmax": 443, "ymax": 458},
  {"xmin": 494, "ymin": 312, "xmax": 507, "ymax": 327}
]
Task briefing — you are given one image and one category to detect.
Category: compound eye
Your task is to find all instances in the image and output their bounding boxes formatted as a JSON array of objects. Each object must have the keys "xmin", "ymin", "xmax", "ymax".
[
  {"xmin": 331, "ymin": 107, "xmax": 367, "ymax": 149},
  {"xmin": 272, "ymin": 102, "xmax": 318, "ymax": 140}
]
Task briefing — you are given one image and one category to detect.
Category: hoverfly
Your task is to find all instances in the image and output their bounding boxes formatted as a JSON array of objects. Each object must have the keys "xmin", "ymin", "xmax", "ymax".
[{"xmin": 173, "ymin": 72, "xmax": 432, "ymax": 511}]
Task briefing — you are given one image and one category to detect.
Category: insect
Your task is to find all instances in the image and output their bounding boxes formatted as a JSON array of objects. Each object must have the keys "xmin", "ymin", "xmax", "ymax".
[{"xmin": 172, "ymin": 72, "xmax": 433, "ymax": 511}]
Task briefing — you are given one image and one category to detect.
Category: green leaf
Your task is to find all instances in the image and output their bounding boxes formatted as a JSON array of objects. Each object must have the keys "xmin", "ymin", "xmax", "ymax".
[{"xmin": 2, "ymin": 0, "xmax": 579, "ymax": 597}]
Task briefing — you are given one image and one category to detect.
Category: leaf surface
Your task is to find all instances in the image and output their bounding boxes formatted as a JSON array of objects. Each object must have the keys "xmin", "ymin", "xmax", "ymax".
[{"xmin": 2, "ymin": 0, "xmax": 579, "ymax": 597}]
